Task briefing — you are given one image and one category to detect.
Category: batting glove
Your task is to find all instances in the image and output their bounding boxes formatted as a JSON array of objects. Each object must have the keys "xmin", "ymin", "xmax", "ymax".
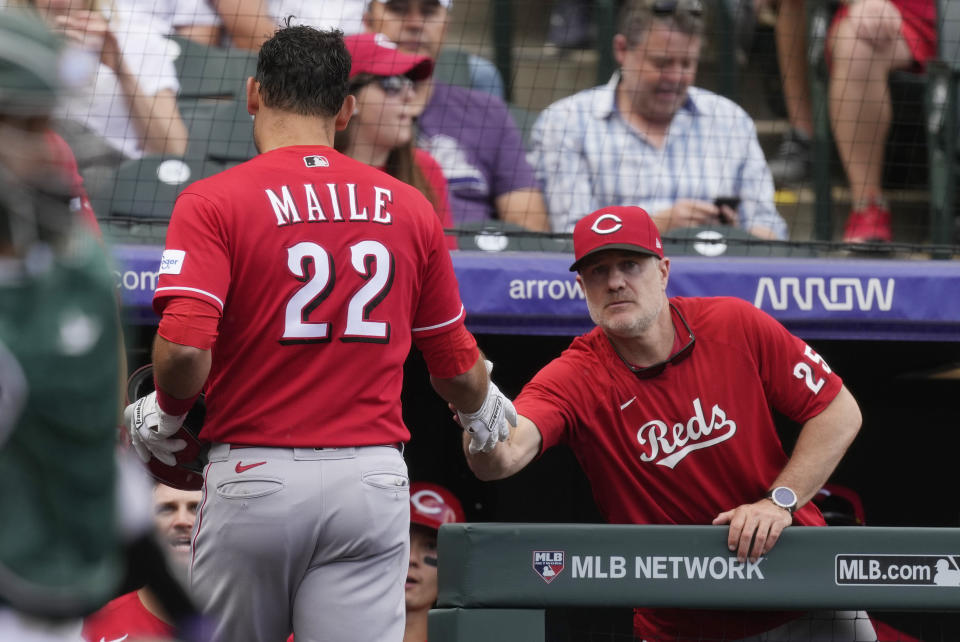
[
  {"xmin": 123, "ymin": 391, "xmax": 187, "ymax": 465},
  {"xmin": 459, "ymin": 361, "xmax": 517, "ymax": 455}
]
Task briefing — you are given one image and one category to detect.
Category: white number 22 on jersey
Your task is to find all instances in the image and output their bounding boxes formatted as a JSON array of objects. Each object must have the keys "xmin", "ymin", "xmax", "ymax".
[
  {"xmin": 281, "ymin": 240, "xmax": 393, "ymax": 344},
  {"xmin": 792, "ymin": 345, "xmax": 832, "ymax": 394}
]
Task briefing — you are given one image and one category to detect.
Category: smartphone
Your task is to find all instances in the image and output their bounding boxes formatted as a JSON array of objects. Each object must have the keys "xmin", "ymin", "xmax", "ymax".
[
  {"xmin": 714, "ymin": 196, "xmax": 740, "ymax": 225},
  {"xmin": 714, "ymin": 196, "xmax": 741, "ymax": 210}
]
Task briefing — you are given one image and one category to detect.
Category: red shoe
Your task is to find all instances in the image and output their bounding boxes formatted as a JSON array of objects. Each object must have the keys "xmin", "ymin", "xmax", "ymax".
[{"xmin": 842, "ymin": 203, "xmax": 892, "ymax": 243}]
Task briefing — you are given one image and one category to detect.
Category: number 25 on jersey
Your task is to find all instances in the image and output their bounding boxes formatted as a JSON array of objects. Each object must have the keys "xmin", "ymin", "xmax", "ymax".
[{"xmin": 793, "ymin": 345, "xmax": 832, "ymax": 394}]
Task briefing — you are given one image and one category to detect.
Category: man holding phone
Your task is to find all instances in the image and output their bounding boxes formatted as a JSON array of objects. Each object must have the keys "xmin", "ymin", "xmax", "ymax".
[{"xmin": 530, "ymin": 0, "xmax": 787, "ymax": 240}]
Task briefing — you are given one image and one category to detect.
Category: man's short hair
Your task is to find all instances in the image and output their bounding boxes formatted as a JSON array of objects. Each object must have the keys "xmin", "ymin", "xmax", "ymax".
[
  {"xmin": 617, "ymin": 0, "xmax": 705, "ymax": 45},
  {"xmin": 255, "ymin": 24, "xmax": 351, "ymax": 118}
]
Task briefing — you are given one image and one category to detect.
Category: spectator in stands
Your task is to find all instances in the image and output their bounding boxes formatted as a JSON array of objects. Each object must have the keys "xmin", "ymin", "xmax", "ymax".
[
  {"xmin": 82, "ymin": 483, "xmax": 203, "ymax": 641},
  {"xmin": 21, "ymin": 0, "xmax": 188, "ymax": 170},
  {"xmin": 404, "ymin": 482, "xmax": 465, "ymax": 642},
  {"xmin": 113, "ymin": 0, "xmax": 223, "ymax": 46},
  {"xmin": 205, "ymin": 0, "xmax": 506, "ymax": 98},
  {"xmin": 766, "ymin": 0, "xmax": 936, "ymax": 243},
  {"xmin": 337, "ymin": 32, "xmax": 456, "ymax": 248},
  {"xmin": 209, "ymin": 0, "xmax": 365, "ymax": 49},
  {"xmin": 529, "ymin": 0, "xmax": 787, "ymax": 240},
  {"xmin": 365, "ymin": 0, "xmax": 550, "ymax": 232}
]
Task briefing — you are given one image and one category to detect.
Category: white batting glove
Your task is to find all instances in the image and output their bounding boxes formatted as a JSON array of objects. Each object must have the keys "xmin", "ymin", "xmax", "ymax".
[
  {"xmin": 459, "ymin": 361, "xmax": 517, "ymax": 455},
  {"xmin": 123, "ymin": 391, "xmax": 187, "ymax": 465}
]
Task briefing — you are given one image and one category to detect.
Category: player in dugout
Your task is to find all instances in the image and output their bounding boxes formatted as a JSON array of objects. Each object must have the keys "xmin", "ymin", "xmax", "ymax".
[
  {"xmin": 404, "ymin": 482, "xmax": 466, "ymax": 642},
  {"xmin": 461, "ymin": 205, "xmax": 874, "ymax": 641},
  {"xmin": 122, "ymin": 23, "xmax": 513, "ymax": 642},
  {"xmin": 82, "ymin": 483, "xmax": 203, "ymax": 641}
]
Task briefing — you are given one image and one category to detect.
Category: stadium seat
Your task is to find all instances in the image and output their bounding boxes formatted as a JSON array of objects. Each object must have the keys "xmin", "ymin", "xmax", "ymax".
[
  {"xmin": 662, "ymin": 225, "xmax": 819, "ymax": 258},
  {"xmin": 91, "ymin": 156, "xmax": 224, "ymax": 220},
  {"xmin": 455, "ymin": 220, "xmax": 573, "ymax": 253},
  {"xmin": 185, "ymin": 98, "xmax": 258, "ymax": 167},
  {"xmin": 925, "ymin": 0, "xmax": 960, "ymax": 252},
  {"xmin": 169, "ymin": 36, "xmax": 257, "ymax": 101}
]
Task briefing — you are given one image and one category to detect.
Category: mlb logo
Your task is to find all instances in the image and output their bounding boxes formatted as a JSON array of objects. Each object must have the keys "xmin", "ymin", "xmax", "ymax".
[
  {"xmin": 303, "ymin": 155, "xmax": 329, "ymax": 168},
  {"xmin": 532, "ymin": 550, "xmax": 565, "ymax": 584}
]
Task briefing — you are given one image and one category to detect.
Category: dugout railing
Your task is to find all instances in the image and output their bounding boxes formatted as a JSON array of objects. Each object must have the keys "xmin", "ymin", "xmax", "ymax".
[{"xmin": 429, "ymin": 524, "xmax": 960, "ymax": 641}]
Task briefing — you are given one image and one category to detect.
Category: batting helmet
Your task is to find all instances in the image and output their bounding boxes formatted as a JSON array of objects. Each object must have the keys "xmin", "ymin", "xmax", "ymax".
[
  {"xmin": 812, "ymin": 483, "xmax": 866, "ymax": 526},
  {"xmin": 125, "ymin": 364, "xmax": 208, "ymax": 491},
  {"xmin": 409, "ymin": 482, "xmax": 465, "ymax": 531}
]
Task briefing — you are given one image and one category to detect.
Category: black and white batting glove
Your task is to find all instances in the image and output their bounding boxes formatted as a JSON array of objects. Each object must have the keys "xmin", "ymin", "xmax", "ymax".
[
  {"xmin": 123, "ymin": 391, "xmax": 187, "ymax": 465},
  {"xmin": 459, "ymin": 360, "xmax": 517, "ymax": 455}
]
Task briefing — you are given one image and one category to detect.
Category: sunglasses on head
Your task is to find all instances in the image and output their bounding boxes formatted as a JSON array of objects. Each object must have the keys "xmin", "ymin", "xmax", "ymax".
[
  {"xmin": 650, "ymin": 0, "xmax": 704, "ymax": 17},
  {"xmin": 618, "ymin": 304, "xmax": 696, "ymax": 379},
  {"xmin": 352, "ymin": 75, "xmax": 415, "ymax": 96}
]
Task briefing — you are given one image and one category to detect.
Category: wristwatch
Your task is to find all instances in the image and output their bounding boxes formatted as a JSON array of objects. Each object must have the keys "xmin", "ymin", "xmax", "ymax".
[{"xmin": 766, "ymin": 486, "xmax": 798, "ymax": 514}]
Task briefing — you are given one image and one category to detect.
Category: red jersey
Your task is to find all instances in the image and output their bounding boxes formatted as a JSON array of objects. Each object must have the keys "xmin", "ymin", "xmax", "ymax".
[
  {"xmin": 515, "ymin": 296, "xmax": 839, "ymax": 640},
  {"xmin": 82, "ymin": 591, "xmax": 173, "ymax": 641},
  {"xmin": 154, "ymin": 146, "xmax": 467, "ymax": 447}
]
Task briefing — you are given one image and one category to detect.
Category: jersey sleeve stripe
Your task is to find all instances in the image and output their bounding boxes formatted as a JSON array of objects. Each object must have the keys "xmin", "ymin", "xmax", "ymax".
[
  {"xmin": 412, "ymin": 305, "xmax": 465, "ymax": 333},
  {"xmin": 154, "ymin": 286, "xmax": 225, "ymax": 310}
]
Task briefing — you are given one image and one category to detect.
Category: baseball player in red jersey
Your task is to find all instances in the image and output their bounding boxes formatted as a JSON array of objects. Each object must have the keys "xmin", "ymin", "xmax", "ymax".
[
  {"xmin": 82, "ymin": 483, "xmax": 202, "ymax": 642},
  {"xmin": 122, "ymin": 24, "xmax": 512, "ymax": 642},
  {"xmin": 463, "ymin": 206, "xmax": 873, "ymax": 641},
  {"xmin": 405, "ymin": 482, "xmax": 465, "ymax": 642}
]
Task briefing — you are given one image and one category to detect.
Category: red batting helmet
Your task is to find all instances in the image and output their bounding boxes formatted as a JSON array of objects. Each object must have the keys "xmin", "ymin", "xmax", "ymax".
[
  {"xmin": 409, "ymin": 482, "xmax": 465, "ymax": 531},
  {"xmin": 812, "ymin": 483, "xmax": 866, "ymax": 526},
  {"xmin": 125, "ymin": 364, "xmax": 209, "ymax": 492}
]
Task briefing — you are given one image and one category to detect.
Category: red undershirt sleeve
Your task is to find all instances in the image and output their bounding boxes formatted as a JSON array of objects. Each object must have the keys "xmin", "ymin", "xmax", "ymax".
[
  {"xmin": 156, "ymin": 297, "xmax": 221, "ymax": 351},
  {"xmin": 414, "ymin": 324, "xmax": 480, "ymax": 379}
]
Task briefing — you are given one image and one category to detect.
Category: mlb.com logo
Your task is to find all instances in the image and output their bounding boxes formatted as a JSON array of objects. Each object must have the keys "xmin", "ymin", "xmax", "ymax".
[{"xmin": 533, "ymin": 550, "xmax": 565, "ymax": 584}]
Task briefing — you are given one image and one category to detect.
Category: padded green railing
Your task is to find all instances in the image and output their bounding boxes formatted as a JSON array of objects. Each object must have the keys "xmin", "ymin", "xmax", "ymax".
[{"xmin": 430, "ymin": 523, "xmax": 960, "ymax": 641}]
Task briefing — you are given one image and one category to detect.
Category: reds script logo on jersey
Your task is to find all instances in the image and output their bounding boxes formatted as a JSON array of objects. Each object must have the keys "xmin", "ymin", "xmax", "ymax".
[
  {"xmin": 533, "ymin": 551, "xmax": 565, "ymax": 584},
  {"xmin": 636, "ymin": 398, "xmax": 737, "ymax": 469}
]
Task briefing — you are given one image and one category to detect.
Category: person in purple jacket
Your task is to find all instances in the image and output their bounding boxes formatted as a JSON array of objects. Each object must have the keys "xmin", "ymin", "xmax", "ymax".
[{"xmin": 364, "ymin": 0, "xmax": 550, "ymax": 232}]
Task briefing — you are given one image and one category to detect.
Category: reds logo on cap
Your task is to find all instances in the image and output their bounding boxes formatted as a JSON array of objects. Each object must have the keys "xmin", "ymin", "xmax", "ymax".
[
  {"xmin": 570, "ymin": 206, "xmax": 664, "ymax": 271},
  {"xmin": 409, "ymin": 482, "xmax": 465, "ymax": 531},
  {"xmin": 590, "ymin": 213, "xmax": 623, "ymax": 235}
]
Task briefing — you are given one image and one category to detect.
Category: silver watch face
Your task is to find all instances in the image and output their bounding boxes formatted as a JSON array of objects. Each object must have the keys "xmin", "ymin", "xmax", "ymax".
[{"xmin": 772, "ymin": 486, "xmax": 797, "ymax": 509}]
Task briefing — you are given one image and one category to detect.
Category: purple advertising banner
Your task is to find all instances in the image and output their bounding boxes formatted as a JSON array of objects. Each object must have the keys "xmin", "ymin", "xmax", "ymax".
[{"xmin": 112, "ymin": 245, "xmax": 960, "ymax": 341}]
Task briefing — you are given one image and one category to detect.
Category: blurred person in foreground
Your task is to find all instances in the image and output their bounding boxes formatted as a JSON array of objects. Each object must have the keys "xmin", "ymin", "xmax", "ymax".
[
  {"xmin": 364, "ymin": 0, "xmax": 550, "ymax": 232},
  {"xmin": 0, "ymin": 9, "xmax": 123, "ymax": 640},
  {"xmin": 83, "ymin": 483, "xmax": 203, "ymax": 641},
  {"xmin": 463, "ymin": 206, "xmax": 871, "ymax": 641},
  {"xmin": 529, "ymin": 0, "xmax": 787, "ymax": 240},
  {"xmin": 337, "ymin": 32, "xmax": 456, "ymax": 249}
]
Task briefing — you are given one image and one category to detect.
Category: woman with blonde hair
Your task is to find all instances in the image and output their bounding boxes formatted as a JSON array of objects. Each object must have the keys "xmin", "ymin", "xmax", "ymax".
[{"xmin": 337, "ymin": 32, "xmax": 455, "ymax": 249}]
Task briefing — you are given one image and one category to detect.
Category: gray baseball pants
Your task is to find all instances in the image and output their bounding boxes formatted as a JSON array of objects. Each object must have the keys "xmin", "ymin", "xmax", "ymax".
[{"xmin": 190, "ymin": 443, "xmax": 410, "ymax": 642}]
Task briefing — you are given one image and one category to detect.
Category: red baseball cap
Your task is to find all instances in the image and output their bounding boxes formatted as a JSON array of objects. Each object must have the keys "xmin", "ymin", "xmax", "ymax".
[
  {"xmin": 344, "ymin": 32, "xmax": 434, "ymax": 81},
  {"xmin": 570, "ymin": 206, "xmax": 664, "ymax": 271},
  {"xmin": 409, "ymin": 482, "xmax": 465, "ymax": 531}
]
